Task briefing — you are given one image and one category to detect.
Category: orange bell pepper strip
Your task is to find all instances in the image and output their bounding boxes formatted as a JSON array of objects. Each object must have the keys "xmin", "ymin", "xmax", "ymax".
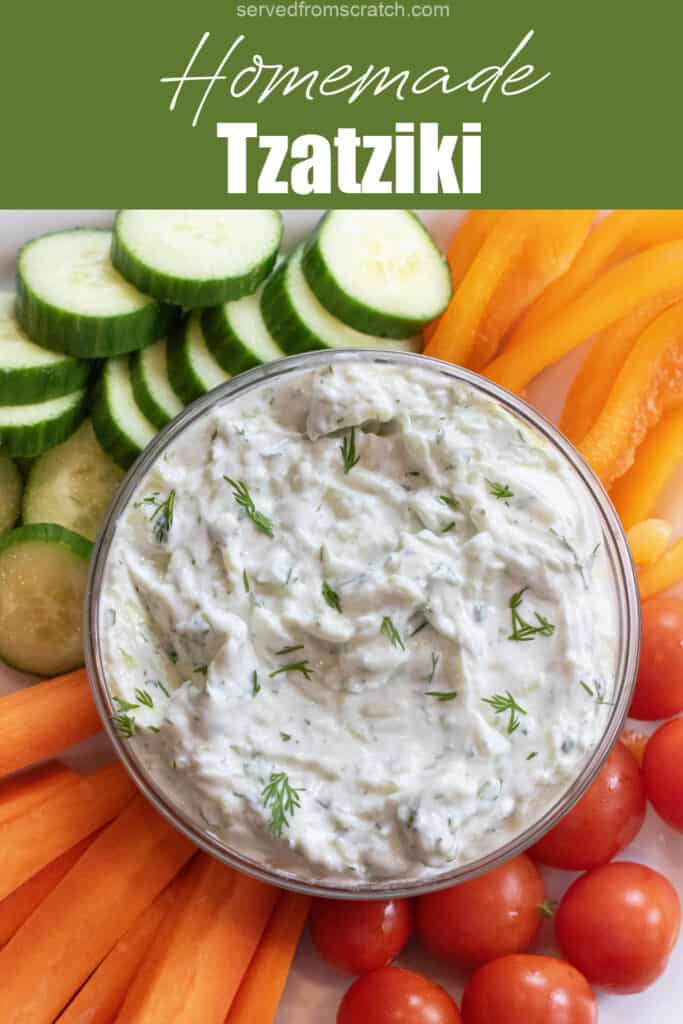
[
  {"xmin": 626, "ymin": 519, "xmax": 672, "ymax": 567},
  {"xmin": 560, "ymin": 294, "xmax": 679, "ymax": 444},
  {"xmin": 610, "ymin": 405, "xmax": 683, "ymax": 530},
  {"xmin": 485, "ymin": 240, "xmax": 683, "ymax": 395},
  {"xmin": 509, "ymin": 210, "xmax": 683, "ymax": 348},
  {"xmin": 638, "ymin": 537, "xmax": 683, "ymax": 601},
  {"xmin": 578, "ymin": 301, "xmax": 683, "ymax": 487}
]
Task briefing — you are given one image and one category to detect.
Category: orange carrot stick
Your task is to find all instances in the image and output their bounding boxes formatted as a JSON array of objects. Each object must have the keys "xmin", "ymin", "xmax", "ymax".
[
  {"xmin": 485, "ymin": 240, "xmax": 683, "ymax": 394},
  {"xmin": 0, "ymin": 796, "xmax": 194, "ymax": 1024},
  {"xmin": 0, "ymin": 669, "xmax": 100, "ymax": 778},
  {"xmin": 55, "ymin": 872, "xmax": 189, "ymax": 1024},
  {"xmin": 560, "ymin": 293, "xmax": 679, "ymax": 444},
  {"xmin": 0, "ymin": 834, "xmax": 97, "ymax": 946},
  {"xmin": 626, "ymin": 519, "xmax": 672, "ymax": 567},
  {"xmin": 638, "ymin": 538, "xmax": 683, "ymax": 601},
  {"xmin": 610, "ymin": 406, "xmax": 683, "ymax": 530},
  {"xmin": 0, "ymin": 761, "xmax": 77, "ymax": 824},
  {"xmin": 225, "ymin": 891, "xmax": 311, "ymax": 1024},
  {"xmin": 117, "ymin": 854, "xmax": 278, "ymax": 1024},
  {"xmin": 0, "ymin": 761, "xmax": 135, "ymax": 901},
  {"xmin": 579, "ymin": 302, "xmax": 683, "ymax": 486},
  {"xmin": 509, "ymin": 210, "xmax": 683, "ymax": 347}
]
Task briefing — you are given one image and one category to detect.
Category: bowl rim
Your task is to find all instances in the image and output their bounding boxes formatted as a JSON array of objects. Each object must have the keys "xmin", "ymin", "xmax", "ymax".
[{"xmin": 84, "ymin": 348, "xmax": 641, "ymax": 899}]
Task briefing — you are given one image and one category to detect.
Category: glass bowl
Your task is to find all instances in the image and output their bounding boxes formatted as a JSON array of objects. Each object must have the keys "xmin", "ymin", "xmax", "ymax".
[{"xmin": 84, "ymin": 349, "xmax": 640, "ymax": 899}]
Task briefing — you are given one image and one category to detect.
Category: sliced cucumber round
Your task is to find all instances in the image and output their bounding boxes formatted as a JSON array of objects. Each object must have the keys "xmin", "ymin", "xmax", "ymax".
[
  {"xmin": 130, "ymin": 338, "xmax": 184, "ymax": 429},
  {"xmin": 302, "ymin": 211, "xmax": 452, "ymax": 339},
  {"xmin": 0, "ymin": 523, "xmax": 92, "ymax": 675},
  {"xmin": 0, "ymin": 292, "xmax": 90, "ymax": 404},
  {"xmin": 0, "ymin": 454, "xmax": 22, "ymax": 534},
  {"xmin": 112, "ymin": 209, "xmax": 283, "ymax": 307},
  {"xmin": 201, "ymin": 286, "xmax": 285, "ymax": 374},
  {"xmin": 262, "ymin": 246, "xmax": 422, "ymax": 356},
  {"xmin": 0, "ymin": 389, "xmax": 87, "ymax": 458},
  {"xmin": 91, "ymin": 357, "xmax": 157, "ymax": 470},
  {"xmin": 167, "ymin": 313, "xmax": 231, "ymax": 405},
  {"xmin": 16, "ymin": 229, "xmax": 175, "ymax": 358},
  {"xmin": 23, "ymin": 419, "xmax": 125, "ymax": 542}
]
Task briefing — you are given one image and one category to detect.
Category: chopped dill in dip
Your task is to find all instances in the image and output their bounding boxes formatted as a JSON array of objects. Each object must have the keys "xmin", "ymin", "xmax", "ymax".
[{"xmin": 100, "ymin": 360, "xmax": 617, "ymax": 883}]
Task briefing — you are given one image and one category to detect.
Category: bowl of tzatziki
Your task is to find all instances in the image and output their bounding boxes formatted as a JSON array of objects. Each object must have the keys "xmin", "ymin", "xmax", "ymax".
[{"xmin": 85, "ymin": 350, "xmax": 640, "ymax": 898}]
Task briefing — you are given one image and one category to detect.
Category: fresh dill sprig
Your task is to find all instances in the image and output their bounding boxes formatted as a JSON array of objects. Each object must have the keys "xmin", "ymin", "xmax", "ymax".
[
  {"xmin": 425, "ymin": 691, "xmax": 458, "ymax": 702},
  {"xmin": 134, "ymin": 688, "xmax": 154, "ymax": 708},
  {"xmin": 243, "ymin": 569, "xmax": 250, "ymax": 592},
  {"xmin": 439, "ymin": 495, "xmax": 460, "ymax": 511},
  {"xmin": 381, "ymin": 616, "xmax": 405, "ymax": 651},
  {"xmin": 482, "ymin": 691, "xmax": 527, "ymax": 734},
  {"xmin": 580, "ymin": 680, "xmax": 595, "ymax": 697},
  {"xmin": 275, "ymin": 644, "xmax": 305, "ymax": 656},
  {"xmin": 322, "ymin": 581, "xmax": 342, "ymax": 613},
  {"xmin": 261, "ymin": 771, "xmax": 302, "ymax": 837},
  {"xmin": 425, "ymin": 652, "xmax": 439, "ymax": 685},
  {"xmin": 137, "ymin": 490, "xmax": 176, "ymax": 543},
  {"xmin": 270, "ymin": 660, "xmax": 313, "ymax": 680},
  {"xmin": 150, "ymin": 679, "xmax": 170, "ymax": 697},
  {"xmin": 251, "ymin": 670, "xmax": 261, "ymax": 697},
  {"xmin": 527, "ymin": 751, "xmax": 538, "ymax": 760},
  {"xmin": 113, "ymin": 695, "xmax": 138, "ymax": 713},
  {"xmin": 487, "ymin": 480, "xmax": 514, "ymax": 501},
  {"xmin": 508, "ymin": 588, "xmax": 555, "ymax": 642},
  {"xmin": 113, "ymin": 713, "xmax": 137, "ymax": 739},
  {"xmin": 442, "ymin": 521, "xmax": 456, "ymax": 533},
  {"xmin": 280, "ymin": 732, "xmax": 292, "ymax": 742},
  {"xmin": 580, "ymin": 679, "xmax": 615, "ymax": 706},
  {"xmin": 340, "ymin": 427, "xmax": 360, "ymax": 474},
  {"xmin": 224, "ymin": 476, "xmax": 274, "ymax": 537}
]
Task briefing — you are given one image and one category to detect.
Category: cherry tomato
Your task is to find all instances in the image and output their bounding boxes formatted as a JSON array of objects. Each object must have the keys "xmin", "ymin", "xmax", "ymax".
[
  {"xmin": 415, "ymin": 854, "xmax": 544, "ymax": 968},
  {"xmin": 460, "ymin": 954, "xmax": 596, "ymax": 1024},
  {"xmin": 338, "ymin": 966, "xmax": 461, "ymax": 1024},
  {"xmin": 643, "ymin": 717, "xmax": 683, "ymax": 832},
  {"xmin": 630, "ymin": 597, "xmax": 683, "ymax": 720},
  {"xmin": 531, "ymin": 741, "xmax": 645, "ymax": 869},
  {"xmin": 310, "ymin": 898, "xmax": 413, "ymax": 974},
  {"xmin": 556, "ymin": 861, "xmax": 681, "ymax": 992}
]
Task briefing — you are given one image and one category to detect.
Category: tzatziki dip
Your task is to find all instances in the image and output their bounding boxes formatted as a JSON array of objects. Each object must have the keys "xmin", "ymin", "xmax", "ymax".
[{"xmin": 100, "ymin": 358, "xmax": 617, "ymax": 884}]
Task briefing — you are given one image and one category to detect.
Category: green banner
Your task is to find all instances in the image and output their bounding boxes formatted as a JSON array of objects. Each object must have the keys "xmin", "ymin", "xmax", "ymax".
[{"xmin": 1, "ymin": 0, "xmax": 681, "ymax": 206}]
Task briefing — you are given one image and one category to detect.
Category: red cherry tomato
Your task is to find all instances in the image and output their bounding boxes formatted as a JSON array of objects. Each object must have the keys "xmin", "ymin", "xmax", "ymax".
[
  {"xmin": 643, "ymin": 717, "xmax": 683, "ymax": 832},
  {"xmin": 338, "ymin": 966, "xmax": 461, "ymax": 1024},
  {"xmin": 630, "ymin": 597, "xmax": 683, "ymax": 720},
  {"xmin": 310, "ymin": 898, "xmax": 413, "ymax": 974},
  {"xmin": 531, "ymin": 741, "xmax": 645, "ymax": 869},
  {"xmin": 460, "ymin": 954, "xmax": 596, "ymax": 1024},
  {"xmin": 556, "ymin": 861, "xmax": 681, "ymax": 993},
  {"xmin": 415, "ymin": 854, "xmax": 544, "ymax": 968}
]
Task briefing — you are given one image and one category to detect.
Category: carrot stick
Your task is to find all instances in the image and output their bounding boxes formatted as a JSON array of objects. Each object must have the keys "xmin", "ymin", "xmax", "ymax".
[
  {"xmin": 117, "ymin": 854, "xmax": 278, "ymax": 1024},
  {"xmin": 0, "ymin": 761, "xmax": 135, "ymax": 902},
  {"xmin": 225, "ymin": 891, "xmax": 311, "ymax": 1024},
  {"xmin": 626, "ymin": 519, "xmax": 672, "ymax": 567},
  {"xmin": 610, "ymin": 406, "xmax": 683, "ymax": 529},
  {"xmin": 0, "ymin": 795, "xmax": 195, "ymax": 1024},
  {"xmin": 560, "ymin": 293, "xmax": 679, "ymax": 444},
  {"xmin": 55, "ymin": 872, "xmax": 189, "ymax": 1024},
  {"xmin": 638, "ymin": 538, "xmax": 683, "ymax": 601},
  {"xmin": 485, "ymin": 240, "xmax": 683, "ymax": 394},
  {"xmin": 0, "ymin": 834, "xmax": 97, "ymax": 946},
  {"xmin": 0, "ymin": 761, "xmax": 77, "ymax": 824},
  {"xmin": 0, "ymin": 669, "xmax": 100, "ymax": 778},
  {"xmin": 509, "ymin": 210, "xmax": 683, "ymax": 347}
]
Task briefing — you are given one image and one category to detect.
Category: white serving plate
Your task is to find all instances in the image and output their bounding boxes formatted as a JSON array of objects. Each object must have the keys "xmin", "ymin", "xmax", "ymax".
[{"xmin": 0, "ymin": 210, "xmax": 681, "ymax": 1022}]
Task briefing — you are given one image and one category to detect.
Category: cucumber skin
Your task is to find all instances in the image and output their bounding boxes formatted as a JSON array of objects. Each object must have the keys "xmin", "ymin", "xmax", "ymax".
[
  {"xmin": 16, "ymin": 257, "xmax": 177, "ymax": 359},
  {"xmin": 166, "ymin": 318, "xmax": 207, "ymax": 405},
  {"xmin": 0, "ymin": 357, "xmax": 91, "ymax": 406},
  {"xmin": 0, "ymin": 393, "xmax": 88, "ymax": 458},
  {"xmin": 201, "ymin": 306, "xmax": 267, "ymax": 375},
  {"xmin": 0, "ymin": 456, "xmax": 22, "ymax": 534},
  {"xmin": 111, "ymin": 211, "xmax": 283, "ymax": 308},
  {"xmin": 301, "ymin": 213, "xmax": 451, "ymax": 340},
  {"xmin": 260, "ymin": 260, "xmax": 329, "ymax": 356},
  {"xmin": 129, "ymin": 349, "xmax": 174, "ymax": 430},
  {"xmin": 90, "ymin": 370, "xmax": 145, "ymax": 471},
  {"xmin": 0, "ymin": 521, "xmax": 92, "ymax": 561}
]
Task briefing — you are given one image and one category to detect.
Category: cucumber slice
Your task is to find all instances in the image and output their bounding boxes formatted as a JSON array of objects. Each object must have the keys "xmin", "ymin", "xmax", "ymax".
[
  {"xmin": 16, "ymin": 229, "xmax": 175, "ymax": 358},
  {"xmin": 0, "ymin": 293, "xmax": 90, "ymax": 404},
  {"xmin": 167, "ymin": 313, "xmax": 231, "ymax": 405},
  {"xmin": 0, "ymin": 523, "xmax": 92, "ymax": 675},
  {"xmin": 23, "ymin": 419, "xmax": 125, "ymax": 542},
  {"xmin": 201, "ymin": 287, "xmax": 285, "ymax": 374},
  {"xmin": 261, "ymin": 246, "xmax": 422, "ymax": 356},
  {"xmin": 302, "ymin": 211, "xmax": 452, "ymax": 339},
  {"xmin": 0, "ymin": 389, "xmax": 87, "ymax": 458},
  {"xmin": 0, "ymin": 454, "xmax": 22, "ymax": 534},
  {"xmin": 91, "ymin": 357, "xmax": 157, "ymax": 470},
  {"xmin": 130, "ymin": 338, "xmax": 184, "ymax": 429},
  {"xmin": 112, "ymin": 210, "xmax": 283, "ymax": 307}
]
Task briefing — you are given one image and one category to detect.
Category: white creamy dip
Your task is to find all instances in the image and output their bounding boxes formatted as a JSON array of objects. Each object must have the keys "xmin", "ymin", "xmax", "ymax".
[{"xmin": 100, "ymin": 359, "xmax": 617, "ymax": 883}]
